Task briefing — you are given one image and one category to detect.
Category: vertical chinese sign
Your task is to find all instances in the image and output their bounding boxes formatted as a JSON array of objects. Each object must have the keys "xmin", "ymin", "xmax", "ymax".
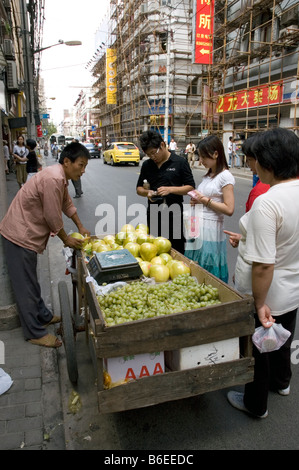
[
  {"xmin": 36, "ymin": 124, "xmax": 43, "ymax": 137},
  {"xmin": 194, "ymin": 0, "xmax": 215, "ymax": 64},
  {"xmin": 106, "ymin": 48, "xmax": 117, "ymax": 105}
]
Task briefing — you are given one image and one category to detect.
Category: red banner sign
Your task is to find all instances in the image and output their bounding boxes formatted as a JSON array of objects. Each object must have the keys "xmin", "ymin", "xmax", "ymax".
[
  {"xmin": 36, "ymin": 125, "xmax": 43, "ymax": 137},
  {"xmin": 194, "ymin": 0, "xmax": 214, "ymax": 64},
  {"xmin": 216, "ymin": 82, "xmax": 283, "ymax": 113}
]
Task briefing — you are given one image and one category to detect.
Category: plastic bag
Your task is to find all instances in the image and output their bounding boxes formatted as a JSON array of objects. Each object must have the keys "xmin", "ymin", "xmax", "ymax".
[
  {"xmin": 183, "ymin": 204, "xmax": 203, "ymax": 249},
  {"xmin": 252, "ymin": 323, "xmax": 291, "ymax": 353},
  {"xmin": 0, "ymin": 368, "xmax": 13, "ymax": 395},
  {"xmin": 62, "ymin": 246, "xmax": 76, "ymax": 274},
  {"xmin": 86, "ymin": 276, "xmax": 127, "ymax": 296}
]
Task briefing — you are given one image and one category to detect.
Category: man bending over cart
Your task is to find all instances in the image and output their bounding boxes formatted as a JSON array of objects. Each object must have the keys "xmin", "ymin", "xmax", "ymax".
[{"xmin": 0, "ymin": 142, "xmax": 91, "ymax": 348}]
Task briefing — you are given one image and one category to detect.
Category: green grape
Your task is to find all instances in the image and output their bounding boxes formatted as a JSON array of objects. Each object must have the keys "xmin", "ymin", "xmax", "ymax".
[{"xmin": 99, "ymin": 274, "xmax": 221, "ymax": 326}]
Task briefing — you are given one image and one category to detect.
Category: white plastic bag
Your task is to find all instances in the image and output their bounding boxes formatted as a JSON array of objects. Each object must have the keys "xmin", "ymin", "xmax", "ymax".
[
  {"xmin": 86, "ymin": 276, "xmax": 127, "ymax": 296},
  {"xmin": 252, "ymin": 323, "xmax": 291, "ymax": 353},
  {"xmin": 183, "ymin": 204, "xmax": 203, "ymax": 249},
  {"xmin": 62, "ymin": 246, "xmax": 76, "ymax": 274},
  {"xmin": 0, "ymin": 368, "xmax": 13, "ymax": 395}
]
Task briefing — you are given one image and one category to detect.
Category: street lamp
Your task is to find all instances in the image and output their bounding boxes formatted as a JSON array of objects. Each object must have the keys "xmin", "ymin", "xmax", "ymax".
[
  {"xmin": 23, "ymin": 36, "xmax": 81, "ymax": 138},
  {"xmin": 33, "ymin": 39, "xmax": 82, "ymax": 54}
]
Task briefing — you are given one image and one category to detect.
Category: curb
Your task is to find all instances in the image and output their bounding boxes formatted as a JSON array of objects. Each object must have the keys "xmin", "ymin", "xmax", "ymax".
[{"xmin": 38, "ymin": 246, "xmax": 65, "ymax": 449}]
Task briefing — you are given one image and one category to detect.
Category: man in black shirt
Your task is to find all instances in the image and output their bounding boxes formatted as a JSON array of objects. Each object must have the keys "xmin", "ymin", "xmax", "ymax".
[
  {"xmin": 137, "ymin": 130, "xmax": 195, "ymax": 253},
  {"xmin": 26, "ymin": 138, "xmax": 39, "ymax": 181}
]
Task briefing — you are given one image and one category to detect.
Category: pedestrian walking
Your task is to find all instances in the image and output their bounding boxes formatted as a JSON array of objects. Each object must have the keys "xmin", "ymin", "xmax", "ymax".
[
  {"xmin": 225, "ymin": 128, "xmax": 299, "ymax": 418},
  {"xmin": 70, "ymin": 139, "xmax": 83, "ymax": 198},
  {"xmin": 0, "ymin": 142, "xmax": 91, "ymax": 348},
  {"xmin": 168, "ymin": 138, "xmax": 178, "ymax": 155},
  {"xmin": 137, "ymin": 130, "xmax": 195, "ymax": 254},
  {"xmin": 51, "ymin": 142, "xmax": 58, "ymax": 160},
  {"xmin": 13, "ymin": 135, "xmax": 28, "ymax": 188},
  {"xmin": 185, "ymin": 141, "xmax": 196, "ymax": 169},
  {"xmin": 3, "ymin": 139, "xmax": 10, "ymax": 175},
  {"xmin": 25, "ymin": 138, "xmax": 40, "ymax": 181},
  {"xmin": 227, "ymin": 136, "xmax": 233, "ymax": 167},
  {"xmin": 184, "ymin": 135, "xmax": 235, "ymax": 283}
]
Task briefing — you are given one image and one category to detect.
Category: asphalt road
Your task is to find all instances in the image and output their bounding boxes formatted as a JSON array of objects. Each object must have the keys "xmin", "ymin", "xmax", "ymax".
[{"xmin": 46, "ymin": 156, "xmax": 299, "ymax": 451}]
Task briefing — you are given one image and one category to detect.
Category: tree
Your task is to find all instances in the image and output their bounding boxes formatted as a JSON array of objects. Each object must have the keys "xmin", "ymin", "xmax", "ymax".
[{"xmin": 43, "ymin": 121, "xmax": 57, "ymax": 138}]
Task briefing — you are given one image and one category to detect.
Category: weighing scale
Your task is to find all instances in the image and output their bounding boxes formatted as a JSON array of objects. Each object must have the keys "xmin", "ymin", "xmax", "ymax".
[{"xmin": 87, "ymin": 249, "xmax": 143, "ymax": 284}]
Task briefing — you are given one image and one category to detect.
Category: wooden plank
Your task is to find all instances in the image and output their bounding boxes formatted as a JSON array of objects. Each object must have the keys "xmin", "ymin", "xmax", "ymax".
[
  {"xmin": 87, "ymin": 332, "xmax": 104, "ymax": 392},
  {"xmin": 94, "ymin": 299, "xmax": 255, "ymax": 357},
  {"xmin": 97, "ymin": 357, "xmax": 254, "ymax": 414}
]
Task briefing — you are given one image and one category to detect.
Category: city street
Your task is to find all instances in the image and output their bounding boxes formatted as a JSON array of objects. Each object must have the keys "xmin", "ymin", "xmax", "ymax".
[
  {"xmin": 1, "ymin": 0, "xmax": 299, "ymax": 454},
  {"xmin": 45, "ymin": 156, "xmax": 299, "ymax": 450}
]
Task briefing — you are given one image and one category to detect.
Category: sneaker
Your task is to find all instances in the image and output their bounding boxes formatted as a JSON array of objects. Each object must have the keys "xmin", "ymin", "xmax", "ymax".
[
  {"xmin": 278, "ymin": 385, "xmax": 290, "ymax": 396},
  {"xmin": 227, "ymin": 391, "xmax": 268, "ymax": 418}
]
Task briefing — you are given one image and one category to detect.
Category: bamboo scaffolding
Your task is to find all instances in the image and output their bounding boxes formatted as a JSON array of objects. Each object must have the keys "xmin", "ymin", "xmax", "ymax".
[{"xmin": 89, "ymin": 0, "xmax": 299, "ymax": 145}]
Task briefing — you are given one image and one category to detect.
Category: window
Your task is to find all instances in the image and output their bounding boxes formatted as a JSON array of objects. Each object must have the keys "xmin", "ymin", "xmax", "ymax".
[
  {"xmin": 159, "ymin": 32, "xmax": 167, "ymax": 52},
  {"xmin": 161, "ymin": 0, "xmax": 171, "ymax": 5}
]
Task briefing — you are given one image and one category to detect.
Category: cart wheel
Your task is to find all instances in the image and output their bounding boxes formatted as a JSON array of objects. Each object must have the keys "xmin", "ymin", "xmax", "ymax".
[{"xmin": 58, "ymin": 281, "xmax": 78, "ymax": 384}]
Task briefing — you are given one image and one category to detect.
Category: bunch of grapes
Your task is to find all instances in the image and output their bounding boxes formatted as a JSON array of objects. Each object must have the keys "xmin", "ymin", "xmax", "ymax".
[{"xmin": 97, "ymin": 274, "xmax": 221, "ymax": 327}]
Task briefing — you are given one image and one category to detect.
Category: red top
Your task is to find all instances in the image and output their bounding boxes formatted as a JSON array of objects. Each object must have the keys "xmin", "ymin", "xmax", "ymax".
[{"xmin": 245, "ymin": 179, "xmax": 270, "ymax": 212}]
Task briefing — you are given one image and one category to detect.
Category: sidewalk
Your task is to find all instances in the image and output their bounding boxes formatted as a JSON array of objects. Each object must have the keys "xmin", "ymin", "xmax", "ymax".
[
  {"xmin": 193, "ymin": 162, "xmax": 253, "ymax": 181},
  {"xmin": 0, "ymin": 172, "xmax": 65, "ymax": 450}
]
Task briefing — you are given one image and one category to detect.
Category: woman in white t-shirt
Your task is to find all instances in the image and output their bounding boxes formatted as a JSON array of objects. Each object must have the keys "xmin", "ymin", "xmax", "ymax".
[
  {"xmin": 184, "ymin": 135, "xmax": 235, "ymax": 283},
  {"xmin": 13, "ymin": 135, "xmax": 28, "ymax": 188},
  {"xmin": 226, "ymin": 128, "xmax": 299, "ymax": 419}
]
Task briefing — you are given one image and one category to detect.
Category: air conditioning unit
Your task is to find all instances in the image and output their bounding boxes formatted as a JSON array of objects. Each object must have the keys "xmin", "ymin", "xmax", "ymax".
[
  {"xmin": 3, "ymin": 39, "xmax": 15, "ymax": 59},
  {"xmin": 6, "ymin": 60, "xmax": 18, "ymax": 90}
]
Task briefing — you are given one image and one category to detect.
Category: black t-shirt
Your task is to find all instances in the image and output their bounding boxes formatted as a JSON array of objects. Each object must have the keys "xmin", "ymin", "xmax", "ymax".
[
  {"xmin": 137, "ymin": 153, "xmax": 195, "ymax": 206},
  {"xmin": 26, "ymin": 150, "xmax": 38, "ymax": 173}
]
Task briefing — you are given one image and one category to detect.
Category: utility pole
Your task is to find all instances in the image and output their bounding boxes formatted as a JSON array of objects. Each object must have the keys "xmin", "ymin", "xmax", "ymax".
[
  {"xmin": 164, "ymin": 23, "xmax": 171, "ymax": 146},
  {"xmin": 0, "ymin": 114, "xmax": 19, "ymax": 330},
  {"xmin": 20, "ymin": 0, "xmax": 36, "ymax": 139}
]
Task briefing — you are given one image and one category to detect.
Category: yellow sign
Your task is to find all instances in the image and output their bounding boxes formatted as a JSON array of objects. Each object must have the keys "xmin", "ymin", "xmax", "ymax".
[{"xmin": 106, "ymin": 48, "xmax": 117, "ymax": 105}]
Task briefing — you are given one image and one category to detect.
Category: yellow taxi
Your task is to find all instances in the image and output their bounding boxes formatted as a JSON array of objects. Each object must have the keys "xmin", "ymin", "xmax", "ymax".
[{"xmin": 103, "ymin": 142, "xmax": 140, "ymax": 166}]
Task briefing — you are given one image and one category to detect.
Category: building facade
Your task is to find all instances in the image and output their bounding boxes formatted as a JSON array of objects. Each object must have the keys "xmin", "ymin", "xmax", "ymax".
[
  {"xmin": 89, "ymin": 0, "xmax": 298, "ymax": 153},
  {"xmin": 1, "ymin": 0, "xmax": 45, "ymax": 147}
]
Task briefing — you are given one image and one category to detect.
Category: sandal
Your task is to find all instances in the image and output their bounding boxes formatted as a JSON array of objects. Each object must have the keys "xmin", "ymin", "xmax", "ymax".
[
  {"xmin": 28, "ymin": 334, "xmax": 62, "ymax": 348},
  {"xmin": 43, "ymin": 315, "xmax": 61, "ymax": 327}
]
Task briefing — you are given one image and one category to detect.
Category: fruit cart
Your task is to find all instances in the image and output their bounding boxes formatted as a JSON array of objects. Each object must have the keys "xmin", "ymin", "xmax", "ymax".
[{"xmin": 58, "ymin": 244, "xmax": 255, "ymax": 414}]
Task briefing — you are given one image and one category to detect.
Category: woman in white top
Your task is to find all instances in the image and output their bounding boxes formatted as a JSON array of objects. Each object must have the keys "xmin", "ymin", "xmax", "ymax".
[
  {"xmin": 13, "ymin": 135, "xmax": 28, "ymax": 188},
  {"xmin": 184, "ymin": 135, "xmax": 235, "ymax": 283},
  {"xmin": 226, "ymin": 128, "xmax": 299, "ymax": 418}
]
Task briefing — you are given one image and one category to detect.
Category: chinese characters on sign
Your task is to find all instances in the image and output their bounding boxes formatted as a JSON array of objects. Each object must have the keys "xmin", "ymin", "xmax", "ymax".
[
  {"xmin": 106, "ymin": 48, "xmax": 117, "ymax": 105},
  {"xmin": 216, "ymin": 82, "xmax": 283, "ymax": 113},
  {"xmin": 194, "ymin": 0, "xmax": 215, "ymax": 64},
  {"xmin": 36, "ymin": 125, "xmax": 43, "ymax": 137}
]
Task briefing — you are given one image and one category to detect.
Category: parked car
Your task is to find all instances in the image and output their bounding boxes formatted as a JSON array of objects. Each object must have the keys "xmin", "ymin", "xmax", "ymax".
[
  {"xmin": 83, "ymin": 142, "xmax": 101, "ymax": 158},
  {"xmin": 103, "ymin": 142, "xmax": 140, "ymax": 166}
]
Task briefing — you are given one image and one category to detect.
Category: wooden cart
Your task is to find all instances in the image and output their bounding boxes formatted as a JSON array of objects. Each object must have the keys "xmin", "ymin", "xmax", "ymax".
[{"xmin": 58, "ymin": 248, "xmax": 255, "ymax": 414}]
